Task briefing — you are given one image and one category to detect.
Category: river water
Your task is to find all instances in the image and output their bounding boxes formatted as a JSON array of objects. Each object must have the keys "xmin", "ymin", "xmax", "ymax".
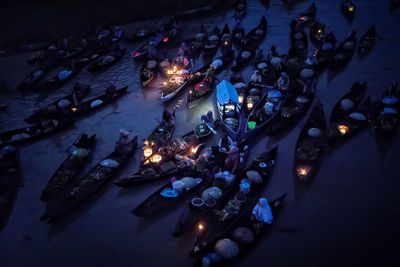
[{"xmin": 1, "ymin": 0, "xmax": 400, "ymax": 266}]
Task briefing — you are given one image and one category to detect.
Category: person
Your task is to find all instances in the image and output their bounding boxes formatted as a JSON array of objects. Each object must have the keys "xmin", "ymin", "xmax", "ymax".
[
  {"xmin": 162, "ymin": 109, "xmax": 175, "ymax": 126},
  {"xmin": 251, "ymin": 197, "xmax": 273, "ymax": 233},
  {"xmin": 305, "ymin": 53, "xmax": 317, "ymax": 66},
  {"xmin": 276, "ymin": 72, "xmax": 290, "ymax": 92},
  {"xmin": 116, "ymin": 129, "xmax": 134, "ymax": 156},
  {"xmin": 177, "ymin": 42, "xmax": 188, "ymax": 65},
  {"xmin": 201, "ymin": 111, "xmax": 215, "ymax": 128},
  {"xmin": 75, "ymin": 133, "xmax": 91, "ymax": 149},
  {"xmin": 267, "ymin": 45, "xmax": 278, "ymax": 61},
  {"xmin": 224, "ymin": 146, "xmax": 240, "ymax": 174},
  {"xmin": 250, "ymin": 70, "xmax": 262, "ymax": 83},
  {"xmin": 218, "ymin": 134, "xmax": 234, "ymax": 153},
  {"xmin": 40, "ymin": 119, "xmax": 59, "ymax": 132},
  {"xmin": 106, "ymin": 81, "xmax": 117, "ymax": 97}
]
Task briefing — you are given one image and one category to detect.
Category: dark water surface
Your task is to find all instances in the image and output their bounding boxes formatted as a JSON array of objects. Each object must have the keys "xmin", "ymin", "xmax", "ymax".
[{"xmin": 1, "ymin": 0, "xmax": 400, "ymax": 266}]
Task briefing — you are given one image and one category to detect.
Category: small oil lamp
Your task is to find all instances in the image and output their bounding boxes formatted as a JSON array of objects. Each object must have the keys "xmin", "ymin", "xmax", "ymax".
[
  {"xmin": 337, "ymin": 125, "xmax": 349, "ymax": 135},
  {"xmin": 150, "ymin": 154, "xmax": 162, "ymax": 163}
]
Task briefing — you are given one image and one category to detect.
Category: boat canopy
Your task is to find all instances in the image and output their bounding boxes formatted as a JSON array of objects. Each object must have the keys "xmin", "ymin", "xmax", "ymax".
[{"xmin": 217, "ymin": 80, "xmax": 238, "ymax": 105}]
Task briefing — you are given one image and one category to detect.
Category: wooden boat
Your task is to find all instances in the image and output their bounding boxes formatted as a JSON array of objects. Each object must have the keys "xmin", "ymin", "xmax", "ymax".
[
  {"xmin": 315, "ymin": 32, "xmax": 336, "ymax": 71},
  {"xmin": 330, "ymin": 82, "xmax": 366, "ymax": 123},
  {"xmin": 194, "ymin": 193, "xmax": 286, "ymax": 265},
  {"xmin": 160, "ymin": 58, "xmax": 193, "ymax": 102},
  {"xmin": 17, "ymin": 68, "xmax": 48, "ymax": 91},
  {"xmin": 132, "ymin": 169, "xmax": 210, "ymax": 217},
  {"xmin": 243, "ymin": 84, "xmax": 284, "ymax": 138},
  {"xmin": 140, "ymin": 58, "xmax": 159, "ymax": 87},
  {"xmin": 297, "ymin": 2, "xmax": 317, "ymax": 25},
  {"xmin": 216, "ymin": 80, "xmax": 243, "ymax": 141},
  {"xmin": 294, "ymin": 101, "xmax": 327, "ymax": 183},
  {"xmin": 24, "ymin": 84, "xmax": 90, "ymax": 123},
  {"xmin": 189, "ymin": 147, "xmax": 278, "ymax": 255},
  {"xmin": 309, "ymin": 21, "xmax": 327, "ymax": 45},
  {"xmin": 328, "ymin": 82, "xmax": 370, "ymax": 143},
  {"xmin": 371, "ymin": 83, "xmax": 400, "ymax": 140},
  {"xmin": 33, "ymin": 66, "xmax": 81, "ymax": 92},
  {"xmin": 203, "ymin": 27, "xmax": 221, "ymax": 57},
  {"xmin": 116, "ymin": 123, "xmax": 212, "ymax": 187},
  {"xmin": 330, "ymin": 31, "xmax": 357, "ymax": 69},
  {"xmin": 73, "ymin": 52, "xmax": 101, "ymax": 68},
  {"xmin": 25, "ymin": 86, "xmax": 128, "ymax": 123},
  {"xmin": 0, "ymin": 119, "xmax": 74, "ymax": 146},
  {"xmin": 187, "ymin": 77, "xmax": 215, "ymax": 109},
  {"xmin": 234, "ymin": 0, "xmax": 247, "ymax": 20},
  {"xmin": 241, "ymin": 16, "xmax": 267, "ymax": 52},
  {"xmin": 40, "ymin": 134, "xmax": 96, "ymax": 202},
  {"xmin": 87, "ymin": 48, "xmax": 125, "ymax": 72},
  {"xmin": 266, "ymin": 80, "xmax": 316, "ymax": 135},
  {"xmin": 0, "ymin": 146, "xmax": 20, "ymax": 231},
  {"xmin": 358, "ymin": 25, "xmax": 376, "ymax": 55},
  {"xmin": 172, "ymin": 142, "xmax": 251, "ymax": 238},
  {"xmin": 341, "ymin": 0, "xmax": 356, "ymax": 20},
  {"xmin": 132, "ymin": 35, "xmax": 163, "ymax": 61},
  {"xmin": 40, "ymin": 136, "xmax": 138, "ymax": 222}
]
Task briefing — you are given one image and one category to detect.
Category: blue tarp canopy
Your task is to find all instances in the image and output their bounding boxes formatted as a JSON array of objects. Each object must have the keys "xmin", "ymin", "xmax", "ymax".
[{"xmin": 217, "ymin": 80, "xmax": 238, "ymax": 105}]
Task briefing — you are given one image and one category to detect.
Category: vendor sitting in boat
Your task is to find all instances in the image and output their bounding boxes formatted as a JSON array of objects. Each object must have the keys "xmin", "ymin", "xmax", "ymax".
[
  {"xmin": 250, "ymin": 70, "xmax": 262, "ymax": 83},
  {"xmin": 105, "ymin": 81, "xmax": 117, "ymax": 98},
  {"xmin": 201, "ymin": 111, "xmax": 216, "ymax": 129},
  {"xmin": 251, "ymin": 197, "xmax": 273, "ymax": 233},
  {"xmin": 267, "ymin": 45, "xmax": 279, "ymax": 61},
  {"xmin": 224, "ymin": 146, "xmax": 241, "ymax": 174},
  {"xmin": 39, "ymin": 118, "xmax": 59, "ymax": 133},
  {"xmin": 218, "ymin": 134, "xmax": 234, "ymax": 153},
  {"xmin": 116, "ymin": 129, "xmax": 134, "ymax": 156},
  {"xmin": 177, "ymin": 42, "xmax": 188, "ymax": 65},
  {"xmin": 162, "ymin": 109, "xmax": 175, "ymax": 127},
  {"xmin": 276, "ymin": 72, "xmax": 290, "ymax": 92}
]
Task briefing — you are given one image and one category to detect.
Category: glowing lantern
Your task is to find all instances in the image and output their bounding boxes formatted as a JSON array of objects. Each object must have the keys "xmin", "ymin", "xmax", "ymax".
[
  {"xmin": 224, "ymin": 41, "xmax": 228, "ymax": 45},
  {"xmin": 238, "ymin": 95, "xmax": 244, "ymax": 104},
  {"xmin": 189, "ymin": 90, "xmax": 193, "ymax": 94},
  {"xmin": 191, "ymin": 146, "xmax": 198, "ymax": 154},
  {"xmin": 71, "ymin": 107, "xmax": 78, "ymax": 112},
  {"xmin": 134, "ymin": 52, "xmax": 141, "ymax": 57},
  {"xmin": 143, "ymin": 147, "xmax": 152, "ymax": 158},
  {"xmin": 198, "ymin": 223, "xmax": 205, "ymax": 231},
  {"xmin": 163, "ymin": 37, "xmax": 169, "ymax": 42},
  {"xmin": 163, "ymin": 82, "xmax": 167, "ymax": 85},
  {"xmin": 317, "ymin": 29, "xmax": 323, "ymax": 34},
  {"xmin": 297, "ymin": 168, "xmax": 308, "ymax": 176},
  {"xmin": 247, "ymin": 102, "xmax": 253, "ymax": 110},
  {"xmin": 348, "ymin": 6, "xmax": 354, "ymax": 12},
  {"xmin": 150, "ymin": 154, "xmax": 162, "ymax": 163},
  {"xmin": 337, "ymin": 125, "xmax": 349, "ymax": 135}
]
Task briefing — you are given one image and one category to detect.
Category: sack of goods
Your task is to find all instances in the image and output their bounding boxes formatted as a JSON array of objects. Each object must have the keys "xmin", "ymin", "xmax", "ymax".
[
  {"xmin": 208, "ymin": 35, "xmax": 219, "ymax": 42},
  {"xmin": 196, "ymin": 33, "xmax": 206, "ymax": 41},
  {"xmin": 343, "ymin": 41, "xmax": 355, "ymax": 50},
  {"xmin": 241, "ymin": 51, "xmax": 251, "ymax": 60},
  {"xmin": 349, "ymin": 112, "xmax": 366, "ymax": 121},
  {"xmin": 211, "ymin": 59, "xmax": 223, "ymax": 69},
  {"xmin": 201, "ymin": 186, "xmax": 222, "ymax": 201},
  {"xmin": 90, "ymin": 99, "xmax": 104, "ymax": 108},
  {"xmin": 257, "ymin": 62, "xmax": 268, "ymax": 69},
  {"xmin": 172, "ymin": 180, "xmax": 184, "ymax": 194},
  {"xmin": 100, "ymin": 158, "xmax": 119, "ymax": 168},
  {"xmin": 58, "ymin": 99, "xmax": 71, "ymax": 109},
  {"xmin": 300, "ymin": 68, "xmax": 314, "ymax": 79},
  {"xmin": 307, "ymin": 127, "xmax": 324, "ymax": 138},
  {"xmin": 246, "ymin": 170, "xmax": 263, "ymax": 183},
  {"xmin": 146, "ymin": 60, "xmax": 157, "ymax": 69},
  {"xmin": 340, "ymin": 98, "xmax": 354, "ymax": 111},
  {"xmin": 255, "ymin": 29, "xmax": 264, "ymax": 36},
  {"xmin": 71, "ymin": 148, "xmax": 89, "ymax": 159},
  {"xmin": 232, "ymin": 227, "xmax": 254, "ymax": 245},
  {"xmin": 215, "ymin": 239, "xmax": 239, "ymax": 259},
  {"xmin": 234, "ymin": 83, "xmax": 246, "ymax": 89},
  {"xmin": 179, "ymin": 177, "xmax": 197, "ymax": 189}
]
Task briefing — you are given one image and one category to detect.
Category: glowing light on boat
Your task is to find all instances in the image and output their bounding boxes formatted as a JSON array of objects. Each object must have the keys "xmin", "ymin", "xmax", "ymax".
[
  {"xmin": 297, "ymin": 168, "xmax": 308, "ymax": 176},
  {"xmin": 143, "ymin": 147, "xmax": 152, "ymax": 158},
  {"xmin": 238, "ymin": 95, "xmax": 243, "ymax": 104},
  {"xmin": 150, "ymin": 154, "xmax": 162, "ymax": 163},
  {"xmin": 189, "ymin": 90, "xmax": 193, "ymax": 94},
  {"xmin": 247, "ymin": 102, "xmax": 253, "ymax": 110},
  {"xmin": 134, "ymin": 52, "xmax": 141, "ymax": 57},
  {"xmin": 348, "ymin": 6, "xmax": 354, "ymax": 12},
  {"xmin": 224, "ymin": 41, "xmax": 228, "ymax": 45},
  {"xmin": 71, "ymin": 107, "xmax": 78, "ymax": 112},
  {"xmin": 163, "ymin": 37, "xmax": 169, "ymax": 42},
  {"xmin": 317, "ymin": 29, "xmax": 323, "ymax": 34},
  {"xmin": 191, "ymin": 146, "xmax": 198, "ymax": 154},
  {"xmin": 198, "ymin": 223, "xmax": 205, "ymax": 231},
  {"xmin": 338, "ymin": 125, "xmax": 349, "ymax": 135}
]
